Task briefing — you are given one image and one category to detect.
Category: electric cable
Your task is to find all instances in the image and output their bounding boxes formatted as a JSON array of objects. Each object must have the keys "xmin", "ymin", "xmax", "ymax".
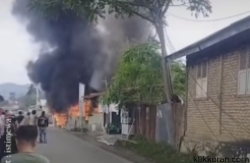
[{"xmin": 167, "ymin": 10, "xmax": 250, "ymax": 22}]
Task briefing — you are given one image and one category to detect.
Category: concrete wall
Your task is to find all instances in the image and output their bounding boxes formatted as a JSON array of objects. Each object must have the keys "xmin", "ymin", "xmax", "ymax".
[{"xmin": 88, "ymin": 113, "xmax": 104, "ymax": 131}]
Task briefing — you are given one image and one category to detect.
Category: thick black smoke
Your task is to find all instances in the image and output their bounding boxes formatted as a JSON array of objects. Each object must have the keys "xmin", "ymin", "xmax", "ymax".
[
  {"xmin": 12, "ymin": 0, "xmax": 101, "ymax": 112},
  {"xmin": 12, "ymin": 0, "xmax": 151, "ymax": 112}
]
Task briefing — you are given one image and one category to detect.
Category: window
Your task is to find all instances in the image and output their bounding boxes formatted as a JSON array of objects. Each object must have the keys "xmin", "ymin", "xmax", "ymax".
[
  {"xmin": 238, "ymin": 47, "xmax": 250, "ymax": 95},
  {"xmin": 196, "ymin": 60, "xmax": 208, "ymax": 98}
]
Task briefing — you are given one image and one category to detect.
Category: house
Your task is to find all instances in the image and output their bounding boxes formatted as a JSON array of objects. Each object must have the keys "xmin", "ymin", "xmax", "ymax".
[
  {"xmin": 166, "ymin": 16, "xmax": 250, "ymax": 156},
  {"xmin": 67, "ymin": 105, "xmax": 81, "ymax": 130},
  {"xmin": 101, "ymin": 103, "xmax": 121, "ymax": 133},
  {"xmin": 83, "ymin": 93, "xmax": 104, "ymax": 132},
  {"xmin": 66, "ymin": 93, "xmax": 104, "ymax": 131}
]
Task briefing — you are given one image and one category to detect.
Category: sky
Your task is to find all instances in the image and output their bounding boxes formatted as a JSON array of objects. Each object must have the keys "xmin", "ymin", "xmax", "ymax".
[{"xmin": 0, "ymin": 0, "xmax": 250, "ymax": 84}]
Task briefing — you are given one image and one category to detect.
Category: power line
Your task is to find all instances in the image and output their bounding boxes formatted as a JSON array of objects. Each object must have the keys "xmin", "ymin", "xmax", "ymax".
[
  {"xmin": 167, "ymin": 10, "xmax": 250, "ymax": 22},
  {"xmin": 165, "ymin": 29, "xmax": 176, "ymax": 52},
  {"xmin": 164, "ymin": 28, "xmax": 176, "ymax": 54}
]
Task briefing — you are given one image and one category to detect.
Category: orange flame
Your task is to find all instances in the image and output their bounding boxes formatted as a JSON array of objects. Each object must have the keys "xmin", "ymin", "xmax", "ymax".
[
  {"xmin": 69, "ymin": 105, "xmax": 80, "ymax": 117},
  {"xmin": 53, "ymin": 113, "xmax": 68, "ymax": 127},
  {"xmin": 52, "ymin": 93, "xmax": 102, "ymax": 127},
  {"xmin": 53, "ymin": 105, "xmax": 80, "ymax": 127}
]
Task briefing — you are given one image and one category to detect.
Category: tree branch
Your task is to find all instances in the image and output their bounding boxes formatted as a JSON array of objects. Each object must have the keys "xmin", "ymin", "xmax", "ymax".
[
  {"xmin": 33, "ymin": 0, "xmax": 59, "ymax": 5},
  {"xmin": 130, "ymin": 10, "xmax": 154, "ymax": 23},
  {"xmin": 112, "ymin": 1, "xmax": 154, "ymax": 23},
  {"xmin": 169, "ymin": 2, "xmax": 189, "ymax": 7},
  {"xmin": 115, "ymin": 0, "xmax": 156, "ymax": 11},
  {"xmin": 162, "ymin": 0, "xmax": 172, "ymax": 15}
]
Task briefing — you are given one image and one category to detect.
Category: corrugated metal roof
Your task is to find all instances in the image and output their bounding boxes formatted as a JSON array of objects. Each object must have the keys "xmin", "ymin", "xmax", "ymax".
[{"xmin": 84, "ymin": 92, "xmax": 104, "ymax": 99}]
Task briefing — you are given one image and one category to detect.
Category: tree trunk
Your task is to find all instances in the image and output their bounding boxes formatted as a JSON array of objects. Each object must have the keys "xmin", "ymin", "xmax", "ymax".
[{"xmin": 155, "ymin": 20, "xmax": 173, "ymax": 102}]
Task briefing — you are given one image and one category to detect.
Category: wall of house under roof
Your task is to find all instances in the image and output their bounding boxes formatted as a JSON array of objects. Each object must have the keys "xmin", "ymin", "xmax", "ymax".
[{"xmin": 181, "ymin": 42, "xmax": 250, "ymax": 157}]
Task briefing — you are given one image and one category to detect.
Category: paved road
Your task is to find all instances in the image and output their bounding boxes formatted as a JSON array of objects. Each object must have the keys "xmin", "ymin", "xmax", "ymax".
[{"xmin": 36, "ymin": 127, "xmax": 132, "ymax": 163}]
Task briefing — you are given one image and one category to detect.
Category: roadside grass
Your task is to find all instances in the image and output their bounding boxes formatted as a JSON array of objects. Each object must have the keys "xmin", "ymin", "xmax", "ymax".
[{"xmin": 115, "ymin": 137, "xmax": 195, "ymax": 163}]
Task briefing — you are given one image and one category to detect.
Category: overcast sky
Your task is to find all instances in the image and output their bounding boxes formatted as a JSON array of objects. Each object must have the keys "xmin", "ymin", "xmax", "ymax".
[{"xmin": 1, "ymin": 0, "xmax": 250, "ymax": 84}]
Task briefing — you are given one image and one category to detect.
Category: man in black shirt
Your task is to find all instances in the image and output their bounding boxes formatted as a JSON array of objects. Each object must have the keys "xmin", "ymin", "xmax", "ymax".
[
  {"xmin": 16, "ymin": 111, "xmax": 24, "ymax": 126},
  {"xmin": 37, "ymin": 111, "xmax": 49, "ymax": 144}
]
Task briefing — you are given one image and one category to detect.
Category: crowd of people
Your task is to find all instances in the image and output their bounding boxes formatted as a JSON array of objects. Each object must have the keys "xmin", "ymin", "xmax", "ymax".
[{"xmin": 0, "ymin": 109, "xmax": 50, "ymax": 163}]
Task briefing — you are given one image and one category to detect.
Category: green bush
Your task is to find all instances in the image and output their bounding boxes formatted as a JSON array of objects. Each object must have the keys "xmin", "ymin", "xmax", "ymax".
[{"xmin": 116, "ymin": 137, "xmax": 194, "ymax": 163}]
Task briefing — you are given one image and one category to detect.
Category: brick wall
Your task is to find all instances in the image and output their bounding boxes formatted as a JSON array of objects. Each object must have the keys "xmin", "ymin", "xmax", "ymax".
[{"xmin": 186, "ymin": 44, "xmax": 250, "ymax": 142}]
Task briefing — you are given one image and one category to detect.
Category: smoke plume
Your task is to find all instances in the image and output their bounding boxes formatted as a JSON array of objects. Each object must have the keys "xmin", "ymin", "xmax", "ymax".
[{"xmin": 12, "ymin": 0, "xmax": 151, "ymax": 112}]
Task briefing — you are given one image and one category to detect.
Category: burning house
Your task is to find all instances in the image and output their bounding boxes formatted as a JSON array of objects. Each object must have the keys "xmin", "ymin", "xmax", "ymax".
[
  {"xmin": 83, "ymin": 93, "xmax": 104, "ymax": 131},
  {"xmin": 53, "ymin": 112, "xmax": 68, "ymax": 128},
  {"xmin": 53, "ymin": 92, "xmax": 104, "ymax": 130}
]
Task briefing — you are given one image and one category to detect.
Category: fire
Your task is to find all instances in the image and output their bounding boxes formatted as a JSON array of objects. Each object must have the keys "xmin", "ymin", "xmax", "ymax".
[
  {"xmin": 84, "ymin": 97, "xmax": 102, "ymax": 123},
  {"xmin": 69, "ymin": 105, "xmax": 80, "ymax": 117},
  {"xmin": 53, "ymin": 113, "xmax": 68, "ymax": 128},
  {"xmin": 52, "ymin": 93, "xmax": 103, "ymax": 127},
  {"xmin": 53, "ymin": 105, "xmax": 80, "ymax": 127}
]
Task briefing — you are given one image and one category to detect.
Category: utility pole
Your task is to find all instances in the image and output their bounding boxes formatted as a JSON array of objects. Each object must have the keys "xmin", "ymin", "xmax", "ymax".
[
  {"xmin": 104, "ymin": 77, "xmax": 111, "ymax": 132},
  {"xmin": 79, "ymin": 84, "xmax": 85, "ymax": 130},
  {"xmin": 35, "ymin": 85, "xmax": 40, "ymax": 110},
  {"xmin": 104, "ymin": 77, "xmax": 108, "ymax": 90}
]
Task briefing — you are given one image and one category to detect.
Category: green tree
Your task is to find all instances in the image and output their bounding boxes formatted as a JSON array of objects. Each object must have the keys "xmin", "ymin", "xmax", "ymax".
[
  {"xmin": 171, "ymin": 61, "xmax": 186, "ymax": 98},
  {"xmin": 26, "ymin": 84, "xmax": 36, "ymax": 96},
  {"xmin": 102, "ymin": 43, "xmax": 185, "ymax": 108},
  {"xmin": 18, "ymin": 84, "xmax": 37, "ymax": 108},
  {"xmin": 30, "ymin": 0, "xmax": 212, "ymax": 101},
  {"xmin": 26, "ymin": 84, "xmax": 37, "ymax": 107}
]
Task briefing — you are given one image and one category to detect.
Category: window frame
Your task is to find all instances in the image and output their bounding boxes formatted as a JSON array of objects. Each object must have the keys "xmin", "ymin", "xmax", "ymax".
[
  {"xmin": 237, "ymin": 47, "xmax": 250, "ymax": 95},
  {"xmin": 196, "ymin": 59, "xmax": 208, "ymax": 98}
]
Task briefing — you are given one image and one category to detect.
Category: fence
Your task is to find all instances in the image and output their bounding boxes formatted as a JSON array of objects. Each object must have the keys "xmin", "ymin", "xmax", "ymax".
[
  {"xmin": 172, "ymin": 103, "xmax": 185, "ymax": 149},
  {"xmin": 134, "ymin": 106, "xmax": 157, "ymax": 141},
  {"xmin": 155, "ymin": 103, "xmax": 174, "ymax": 144},
  {"xmin": 155, "ymin": 103, "xmax": 185, "ymax": 148}
]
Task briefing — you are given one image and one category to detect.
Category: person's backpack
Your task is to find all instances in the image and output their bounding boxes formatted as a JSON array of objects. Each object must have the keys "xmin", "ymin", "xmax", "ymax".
[{"xmin": 38, "ymin": 117, "xmax": 47, "ymax": 127}]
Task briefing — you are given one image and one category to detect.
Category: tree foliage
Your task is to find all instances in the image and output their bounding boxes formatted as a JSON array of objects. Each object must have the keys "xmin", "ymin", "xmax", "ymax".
[
  {"xmin": 18, "ymin": 84, "xmax": 37, "ymax": 108},
  {"xmin": 26, "ymin": 84, "xmax": 37, "ymax": 96},
  {"xmin": 171, "ymin": 61, "xmax": 186, "ymax": 98},
  {"xmin": 101, "ymin": 43, "xmax": 164, "ymax": 108},
  {"xmin": 101, "ymin": 43, "xmax": 185, "ymax": 108},
  {"xmin": 30, "ymin": 0, "xmax": 212, "ymax": 23}
]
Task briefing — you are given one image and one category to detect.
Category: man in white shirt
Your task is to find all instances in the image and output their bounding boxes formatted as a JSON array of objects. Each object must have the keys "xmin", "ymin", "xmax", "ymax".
[
  {"xmin": 30, "ymin": 110, "xmax": 38, "ymax": 126},
  {"xmin": 20, "ymin": 112, "xmax": 31, "ymax": 126}
]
